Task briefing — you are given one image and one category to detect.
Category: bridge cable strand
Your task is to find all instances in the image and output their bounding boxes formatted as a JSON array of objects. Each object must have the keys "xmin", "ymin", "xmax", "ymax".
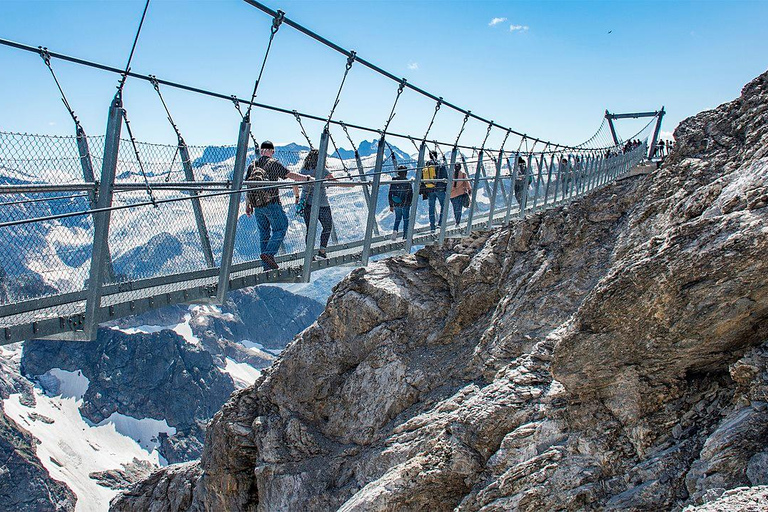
[
  {"xmin": 0, "ymin": 193, "xmax": 90, "ymax": 208},
  {"xmin": 422, "ymin": 98, "xmax": 443, "ymax": 144},
  {"xmin": 454, "ymin": 111, "xmax": 471, "ymax": 148},
  {"xmin": 292, "ymin": 111, "xmax": 314, "ymax": 150},
  {"xmin": 231, "ymin": 95, "xmax": 260, "ymax": 151},
  {"xmin": 325, "ymin": 51, "xmax": 356, "ymax": 129},
  {"xmin": 339, "ymin": 121, "xmax": 358, "ymax": 154},
  {"xmin": 38, "ymin": 47, "xmax": 80, "ymax": 129},
  {"xmin": 327, "ymin": 131, "xmax": 352, "ymax": 178},
  {"xmin": 119, "ymin": 108, "xmax": 157, "ymax": 206},
  {"xmin": 480, "ymin": 122, "xmax": 493, "ymax": 150},
  {"xmin": 244, "ymin": 9, "xmax": 285, "ymax": 120},
  {"xmin": 149, "ymin": 75, "xmax": 186, "ymax": 182},
  {"xmin": 116, "ymin": 0, "xmax": 151, "ymax": 96},
  {"xmin": 382, "ymin": 78, "xmax": 407, "ymax": 135}
]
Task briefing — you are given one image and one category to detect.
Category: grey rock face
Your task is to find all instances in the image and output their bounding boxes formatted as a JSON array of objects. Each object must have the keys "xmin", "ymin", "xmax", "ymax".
[
  {"xmin": 114, "ymin": 71, "xmax": 768, "ymax": 511},
  {"xmin": 0, "ymin": 349, "xmax": 77, "ymax": 511}
]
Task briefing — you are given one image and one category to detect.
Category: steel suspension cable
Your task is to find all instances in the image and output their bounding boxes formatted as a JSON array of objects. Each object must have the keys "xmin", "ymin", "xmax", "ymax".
[
  {"xmin": 293, "ymin": 111, "xmax": 314, "ymax": 150},
  {"xmin": 38, "ymin": 47, "xmax": 80, "ymax": 129},
  {"xmin": 116, "ymin": 0, "xmax": 151, "ymax": 95},
  {"xmin": 244, "ymin": 9, "xmax": 285, "ymax": 120},
  {"xmin": 325, "ymin": 52, "xmax": 356, "ymax": 128},
  {"xmin": 422, "ymin": 98, "xmax": 442, "ymax": 144},
  {"xmin": 2, "ymin": 37, "xmax": 618, "ymax": 155},
  {"xmin": 455, "ymin": 112, "xmax": 471, "ymax": 148},
  {"xmin": 231, "ymin": 96, "xmax": 260, "ymax": 151},
  {"xmin": 149, "ymin": 75, "xmax": 187, "ymax": 182}
]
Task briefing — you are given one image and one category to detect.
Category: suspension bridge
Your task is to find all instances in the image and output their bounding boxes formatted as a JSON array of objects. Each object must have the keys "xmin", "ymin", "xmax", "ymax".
[{"xmin": 0, "ymin": 1, "xmax": 664, "ymax": 345}]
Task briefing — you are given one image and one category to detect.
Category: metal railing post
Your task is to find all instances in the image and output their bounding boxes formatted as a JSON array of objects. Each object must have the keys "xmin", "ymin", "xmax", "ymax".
[
  {"xmin": 552, "ymin": 154, "xmax": 563, "ymax": 205},
  {"xmin": 75, "ymin": 125, "xmax": 116, "ymax": 282},
  {"xmin": 354, "ymin": 150, "xmax": 380, "ymax": 236},
  {"xmin": 405, "ymin": 142, "xmax": 426, "ymax": 252},
  {"xmin": 531, "ymin": 152, "xmax": 546, "ymax": 212},
  {"xmin": 215, "ymin": 118, "xmax": 250, "ymax": 304},
  {"xmin": 486, "ymin": 149, "xmax": 504, "ymax": 228},
  {"xmin": 361, "ymin": 137, "xmax": 386, "ymax": 265},
  {"xmin": 464, "ymin": 150, "xmax": 484, "ymax": 235},
  {"xmin": 178, "ymin": 143, "xmax": 215, "ymax": 268},
  {"xmin": 301, "ymin": 129, "xmax": 330, "ymax": 282},
  {"xmin": 542, "ymin": 153, "xmax": 555, "ymax": 209},
  {"xmin": 438, "ymin": 147, "xmax": 457, "ymax": 244},
  {"xmin": 83, "ymin": 95, "xmax": 122, "ymax": 339},
  {"xmin": 519, "ymin": 153, "xmax": 532, "ymax": 217},
  {"xmin": 504, "ymin": 154, "xmax": 518, "ymax": 223}
]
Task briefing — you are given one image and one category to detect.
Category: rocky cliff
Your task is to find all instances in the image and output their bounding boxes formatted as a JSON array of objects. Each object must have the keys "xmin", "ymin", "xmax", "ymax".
[{"xmin": 113, "ymin": 70, "xmax": 768, "ymax": 511}]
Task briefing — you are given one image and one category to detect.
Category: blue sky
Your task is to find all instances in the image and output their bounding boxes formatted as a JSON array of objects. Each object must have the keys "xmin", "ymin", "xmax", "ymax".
[{"xmin": 1, "ymin": 0, "xmax": 766, "ymax": 151}]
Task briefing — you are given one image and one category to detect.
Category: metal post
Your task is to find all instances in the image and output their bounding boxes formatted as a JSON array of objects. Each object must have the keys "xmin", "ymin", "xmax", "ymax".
[
  {"xmin": 552, "ymin": 154, "xmax": 562, "ymax": 205},
  {"xmin": 361, "ymin": 137, "xmax": 386, "ymax": 265},
  {"xmin": 84, "ymin": 95, "xmax": 122, "ymax": 339},
  {"xmin": 504, "ymin": 155, "xmax": 518, "ymax": 224},
  {"xmin": 487, "ymin": 149, "xmax": 504, "ymax": 228},
  {"xmin": 438, "ymin": 147, "xmax": 457, "ymax": 244},
  {"xmin": 178, "ymin": 143, "xmax": 215, "ymax": 268},
  {"xmin": 301, "ymin": 129, "xmax": 330, "ymax": 282},
  {"xmin": 75, "ymin": 124, "xmax": 116, "ymax": 282},
  {"xmin": 464, "ymin": 150, "xmax": 484, "ymax": 235},
  {"xmin": 405, "ymin": 142, "xmax": 426, "ymax": 252},
  {"xmin": 520, "ymin": 153, "xmax": 532, "ymax": 217},
  {"xmin": 648, "ymin": 107, "xmax": 665, "ymax": 160},
  {"xmin": 542, "ymin": 154, "xmax": 555, "ymax": 209},
  {"xmin": 354, "ymin": 150, "xmax": 380, "ymax": 235},
  {"xmin": 216, "ymin": 118, "xmax": 250, "ymax": 304},
  {"xmin": 531, "ymin": 153, "xmax": 546, "ymax": 212},
  {"xmin": 605, "ymin": 110, "xmax": 620, "ymax": 146}
]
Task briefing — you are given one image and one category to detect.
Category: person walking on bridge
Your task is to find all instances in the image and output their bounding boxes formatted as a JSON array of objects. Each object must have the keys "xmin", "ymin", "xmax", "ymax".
[
  {"xmin": 514, "ymin": 156, "xmax": 528, "ymax": 206},
  {"xmin": 245, "ymin": 141, "xmax": 308, "ymax": 271},
  {"xmin": 388, "ymin": 165, "xmax": 413, "ymax": 240},
  {"xmin": 450, "ymin": 162, "xmax": 471, "ymax": 225},
  {"xmin": 420, "ymin": 150, "xmax": 447, "ymax": 232},
  {"xmin": 296, "ymin": 149, "xmax": 347, "ymax": 259}
]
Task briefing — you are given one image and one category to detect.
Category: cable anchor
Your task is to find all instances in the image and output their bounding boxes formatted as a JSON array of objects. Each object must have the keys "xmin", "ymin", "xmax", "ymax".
[{"xmin": 271, "ymin": 10, "xmax": 285, "ymax": 34}]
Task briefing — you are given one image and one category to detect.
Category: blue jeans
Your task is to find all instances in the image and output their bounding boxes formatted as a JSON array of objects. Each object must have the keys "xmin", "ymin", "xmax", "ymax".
[
  {"xmin": 451, "ymin": 195, "xmax": 465, "ymax": 224},
  {"xmin": 427, "ymin": 190, "xmax": 445, "ymax": 230},
  {"xmin": 253, "ymin": 201, "xmax": 288, "ymax": 267},
  {"xmin": 393, "ymin": 206, "xmax": 410, "ymax": 237}
]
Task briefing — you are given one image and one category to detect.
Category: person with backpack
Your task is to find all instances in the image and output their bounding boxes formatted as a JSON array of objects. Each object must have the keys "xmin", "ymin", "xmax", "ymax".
[
  {"xmin": 295, "ymin": 149, "xmax": 344, "ymax": 259},
  {"xmin": 388, "ymin": 165, "xmax": 413, "ymax": 240},
  {"xmin": 419, "ymin": 150, "xmax": 448, "ymax": 232},
  {"xmin": 244, "ymin": 140, "xmax": 309, "ymax": 271},
  {"xmin": 514, "ymin": 156, "xmax": 528, "ymax": 206},
  {"xmin": 450, "ymin": 162, "xmax": 472, "ymax": 225}
]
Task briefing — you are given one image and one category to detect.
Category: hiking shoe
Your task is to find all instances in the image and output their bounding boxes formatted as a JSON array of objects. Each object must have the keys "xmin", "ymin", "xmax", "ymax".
[
  {"xmin": 260, "ymin": 253, "xmax": 279, "ymax": 270},
  {"xmin": 316, "ymin": 250, "xmax": 328, "ymax": 259},
  {"xmin": 390, "ymin": 231, "xmax": 398, "ymax": 241}
]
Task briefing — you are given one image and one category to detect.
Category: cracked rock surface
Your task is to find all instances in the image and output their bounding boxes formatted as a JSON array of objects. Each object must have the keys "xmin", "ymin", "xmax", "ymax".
[{"xmin": 113, "ymin": 70, "xmax": 768, "ymax": 511}]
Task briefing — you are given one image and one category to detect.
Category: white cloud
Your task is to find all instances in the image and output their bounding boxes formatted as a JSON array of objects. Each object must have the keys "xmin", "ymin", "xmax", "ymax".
[
  {"xmin": 408, "ymin": 62, "xmax": 419, "ymax": 70},
  {"xmin": 509, "ymin": 24, "xmax": 529, "ymax": 32},
  {"xmin": 489, "ymin": 17, "xmax": 507, "ymax": 27}
]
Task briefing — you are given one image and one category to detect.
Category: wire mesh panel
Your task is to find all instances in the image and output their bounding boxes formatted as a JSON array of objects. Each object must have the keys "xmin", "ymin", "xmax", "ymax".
[{"xmin": 0, "ymin": 132, "xmax": 95, "ymax": 311}]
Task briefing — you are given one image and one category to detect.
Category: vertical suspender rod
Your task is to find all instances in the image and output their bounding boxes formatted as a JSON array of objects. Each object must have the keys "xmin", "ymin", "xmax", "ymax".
[
  {"xmin": 216, "ymin": 118, "xmax": 250, "ymax": 304},
  {"xmin": 361, "ymin": 137, "xmax": 387, "ymax": 265},
  {"xmin": 84, "ymin": 95, "xmax": 122, "ymax": 339},
  {"xmin": 405, "ymin": 143, "xmax": 426, "ymax": 252}
]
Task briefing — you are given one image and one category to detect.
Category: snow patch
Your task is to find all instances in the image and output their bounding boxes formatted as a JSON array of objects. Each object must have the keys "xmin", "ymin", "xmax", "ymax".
[
  {"xmin": 39, "ymin": 368, "xmax": 90, "ymax": 400},
  {"xmin": 4, "ymin": 390, "xmax": 162, "ymax": 512},
  {"xmin": 222, "ymin": 358, "xmax": 261, "ymax": 389},
  {"xmin": 95, "ymin": 412, "xmax": 176, "ymax": 452}
]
